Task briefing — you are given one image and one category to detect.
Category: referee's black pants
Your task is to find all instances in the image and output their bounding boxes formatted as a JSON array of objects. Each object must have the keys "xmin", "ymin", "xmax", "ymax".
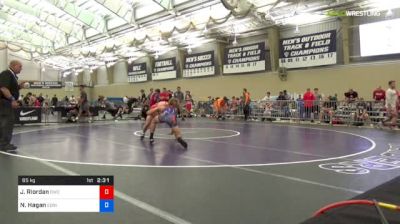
[{"xmin": 0, "ymin": 101, "xmax": 14, "ymax": 147}]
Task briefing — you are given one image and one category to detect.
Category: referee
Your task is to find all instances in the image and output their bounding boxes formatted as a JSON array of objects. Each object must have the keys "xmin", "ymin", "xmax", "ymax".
[{"xmin": 0, "ymin": 60, "xmax": 23, "ymax": 151}]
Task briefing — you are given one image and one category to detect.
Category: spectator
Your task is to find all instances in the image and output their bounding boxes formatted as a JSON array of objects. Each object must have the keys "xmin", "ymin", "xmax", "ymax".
[
  {"xmin": 29, "ymin": 94, "xmax": 36, "ymax": 106},
  {"xmin": 314, "ymin": 88, "xmax": 324, "ymax": 101},
  {"xmin": 147, "ymin": 88, "xmax": 153, "ymax": 101},
  {"xmin": 296, "ymin": 95, "xmax": 305, "ymax": 120},
  {"xmin": 184, "ymin": 91, "xmax": 193, "ymax": 118},
  {"xmin": 37, "ymin": 93, "xmax": 44, "ymax": 105},
  {"xmin": 303, "ymin": 88, "xmax": 315, "ymax": 120},
  {"xmin": 261, "ymin": 91, "xmax": 271, "ymax": 101},
  {"xmin": 159, "ymin": 87, "xmax": 170, "ymax": 102},
  {"xmin": 344, "ymin": 89, "xmax": 358, "ymax": 102},
  {"xmin": 51, "ymin": 94, "xmax": 58, "ymax": 115},
  {"xmin": 353, "ymin": 98, "xmax": 370, "ymax": 126},
  {"xmin": 320, "ymin": 96, "xmax": 335, "ymax": 124},
  {"xmin": 277, "ymin": 91, "xmax": 289, "ymax": 117},
  {"xmin": 149, "ymin": 89, "xmax": 160, "ymax": 107},
  {"xmin": 23, "ymin": 93, "xmax": 32, "ymax": 106},
  {"xmin": 283, "ymin": 90, "xmax": 290, "ymax": 100},
  {"xmin": 276, "ymin": 92, "xmax": 286, "ymax": 101},
  {"xmin": 214, "ymin": 97, "xmax": 228, "ymax": 120},
  {"xmin": 230, "ymin": 96, "xmax": 239, "ymax": 115},
  {"xmin": 70, "ymin": 95, "xmax": 77, "ymax": 105},
  {"xmin": 51, "ymin": 94, "xmax": 58, "ymax": 107},
  {"xmin": 174, "ymin": 86, "xmax": 185, "ymax": 118},
  {"xmin": 329, "ymin": 94, "xmax": 338, "ymax": 110},
  {"xmin": 243, "ymin": 88, "xmax": 251, "ymax": 121},
  {"xmin": 174, "ymin": 86, "xmax": 184, "ymax": 103},
  {"xmin": 313, "ymin": 88, "xmax": 324, "ymax": 118},
  {"xmin": 168, "ymin": 90, "xmax": 173, "ymax": 99},
  {"xmin": 139, "ymin": 89, "xmax": 146, "ymax": 103},
  {"xmin": 33, "ymin": 96, "xmax": 41, "ymax": 107},
  {"xmin": 263, "ymin": 101, "xmax": 273, "ymax": 121},
  {"xmin": 381, "ymin": 80, "xmax": 398, "ymax": 128},
  {"xmin": 373, "ymin": 86, "xmax": 386, "ymax": 102},
  {"xmin": 77, "ymin": 85, "xmax": 91, "ymax": 121},
  {"xmin": 123, "ymin": 96, "xmax": 129, "ymax": 104}
]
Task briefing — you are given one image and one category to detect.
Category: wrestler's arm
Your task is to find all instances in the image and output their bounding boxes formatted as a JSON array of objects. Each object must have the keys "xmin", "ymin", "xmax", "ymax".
[{"xmin": 147, "ymin": 107, "xmax": 159, "ymax": 115}]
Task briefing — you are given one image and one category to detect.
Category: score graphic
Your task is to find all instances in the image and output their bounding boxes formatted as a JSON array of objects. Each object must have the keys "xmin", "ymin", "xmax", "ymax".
[
  {"xmin": 100, "ymin": 185, "xmax": 114, "ymax": 213},
  {"xmin": 18, "ymin": 176, "xmax": 114, "ymax": 213}
]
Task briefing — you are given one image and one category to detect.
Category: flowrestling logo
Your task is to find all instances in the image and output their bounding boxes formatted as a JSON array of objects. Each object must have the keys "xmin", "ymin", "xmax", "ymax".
[
  {"xmin": 326, "ymin": 10, "xmax": 381, "ymax": 17},
  {"xmin": 319, "ymin": 144, "xmax": 400, "ymax": 174}
]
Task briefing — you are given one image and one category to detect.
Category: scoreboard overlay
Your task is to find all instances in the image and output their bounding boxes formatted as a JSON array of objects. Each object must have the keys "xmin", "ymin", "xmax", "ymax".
[{"xmin": 18, "ymin": 176, "xmax": 114, "ymax": 213}]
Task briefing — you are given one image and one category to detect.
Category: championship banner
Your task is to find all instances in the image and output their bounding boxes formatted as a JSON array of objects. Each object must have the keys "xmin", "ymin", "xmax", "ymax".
[
  {"xmin": 152, "ymin": 58, "xmax": 177, "ymax": 80},
  {"xmin": 279, "ymin": 30, "xmax": 337, "ymax": 69},
  {"xmin": 128, "ymin": 62, "xmax": 147, "ymax": 83},
  {"xmin": 29, "ymin": 81, "xmax": 62, "ymax": 89},
  {"xmin": 183, "ymin": 51, "xmax": 215, "ymax": 78},
  {"xmin": 15, "ymin": 108, "xmax": 42, "ymax": 124},
  {"xmin": 223, "ymin": 42, "xmax": 266, "ymax": 74}
]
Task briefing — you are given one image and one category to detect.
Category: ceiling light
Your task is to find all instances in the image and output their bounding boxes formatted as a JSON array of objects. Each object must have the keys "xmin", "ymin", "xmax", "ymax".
[
  {"xmin": 187, "ymin": 47, "xmax": 192, "ymax": 54},
  {"xmin": 294, "ymin": 25, "xmax": 300, "ymax": 34},
  {"xmin": 232, "ymin": 35, "xmax": 238, "ymax": 46},
  {"xmin": 203, "ymin": 25, "xmax": 209, "ymax": 34},
  {"xmin": 386, "ymin": 9, "xmax": 393, "ymax": 17},
  {"xmin": 284, "ymin": 13, "xmax": 326, "ymax": 25}
]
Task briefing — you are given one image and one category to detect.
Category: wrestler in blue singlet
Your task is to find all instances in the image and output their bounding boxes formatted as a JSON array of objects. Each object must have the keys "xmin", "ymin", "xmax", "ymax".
[{"xmin": 159, "ymin": 107, "xmax": 177, "ymax": 128}]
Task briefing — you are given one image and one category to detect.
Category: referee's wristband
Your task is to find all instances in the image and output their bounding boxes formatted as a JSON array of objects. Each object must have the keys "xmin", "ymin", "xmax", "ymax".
[{"xmin": 8, "ymin": 96, "xmax": 15, "ymax": 101}]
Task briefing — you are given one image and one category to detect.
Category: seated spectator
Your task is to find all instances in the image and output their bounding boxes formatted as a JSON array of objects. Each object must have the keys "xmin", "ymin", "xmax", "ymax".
[
  {"xmin": 373, "ymin": 86, "xmax": 386, "ymax": 102},
  {"xmin": 230, "ymin": 96, "xmax": 238, "ymax": 114},
  {"xmin": 261, "ymin": 91, "xmax": 271, "ymax": 102},
  {"xmin": 69, "ymin": 95, "xmax": 78, "ymax": 105},
  {"xmin": 66, "ymin": 106, "xmax": 79, "ymax": 123},
  {"xmin": 344, "ymin": 89, "xmax": 358, "ymax": 103},
  {"xmin": 262, "ymin": 102, "xmax": 274, "ymax": 121},
  {"xmin": 319, "ymin": 97, "xmax": 335, "ymax": 124},
  {"xmin": 353, "ymin": 98, "xmax": 370, "ymax": 126},
  {"xmin": 329, "ymin": 94, "xmax": 338, "ymax": 110},
  {"xmin": 213, "ymin": 97, "xmax": 228, "ymax": 120}
]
